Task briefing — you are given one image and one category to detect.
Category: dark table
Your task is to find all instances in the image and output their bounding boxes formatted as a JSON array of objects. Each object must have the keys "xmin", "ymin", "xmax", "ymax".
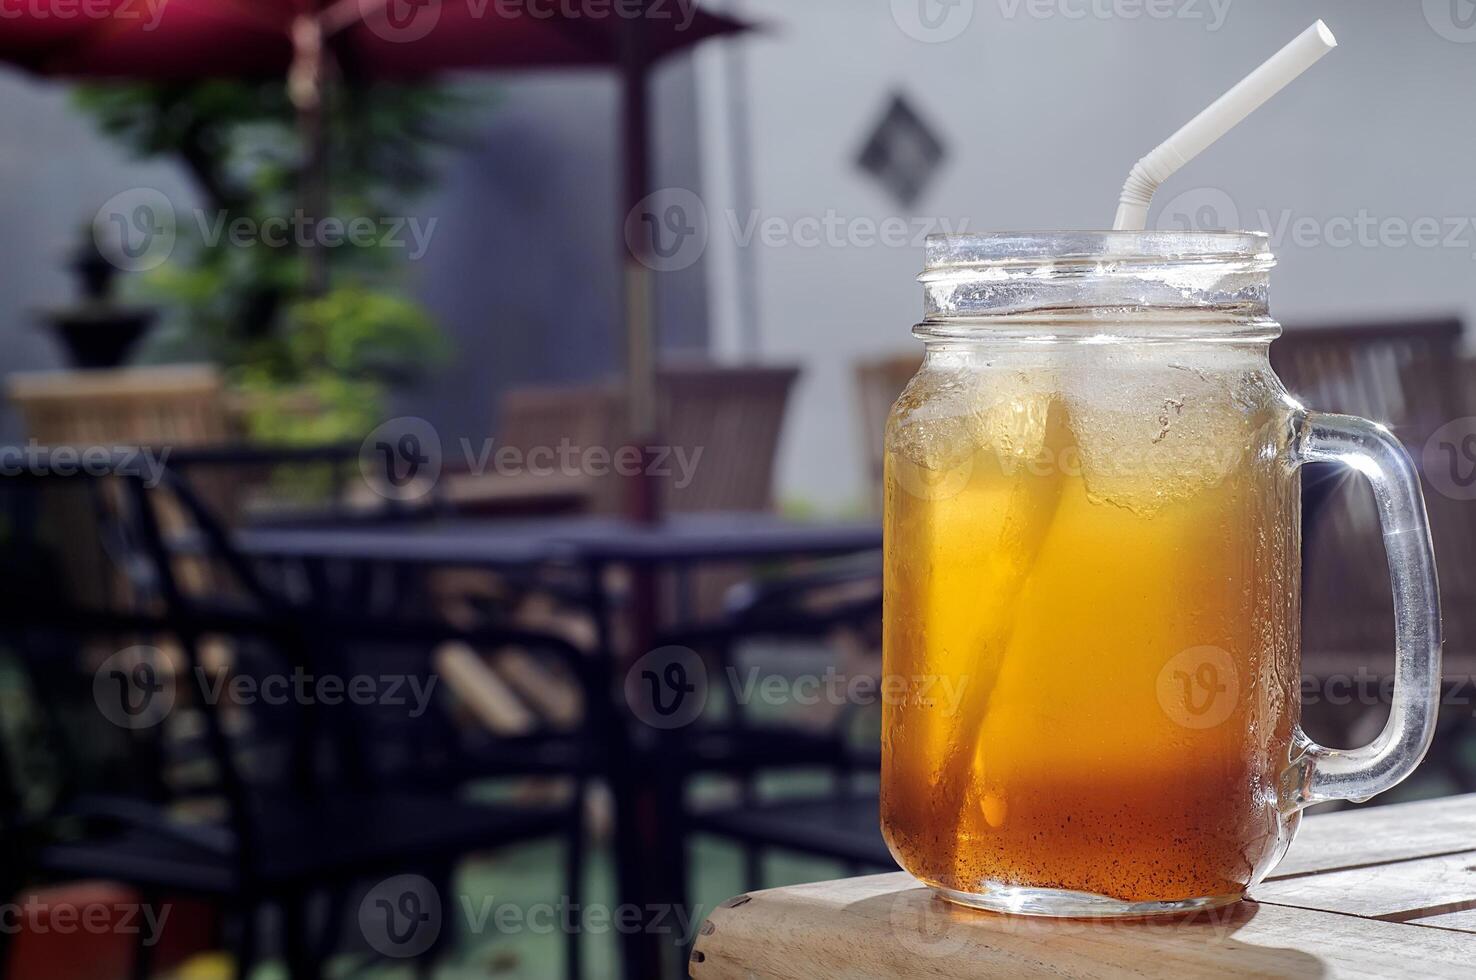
[
  {"xmin": 231, "ymin": 512, "xmax": 882, "ymax": 568},
  {"xmin": 215, "ymin": 511, "xmax": 882, "ymax": 979}
]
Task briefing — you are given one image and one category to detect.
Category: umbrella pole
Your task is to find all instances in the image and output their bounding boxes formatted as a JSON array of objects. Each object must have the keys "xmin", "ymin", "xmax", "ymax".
[
  {"xmin": 298, "ymin": 97, "xmax": 330, "ymax": 296},
  {"xmin": 611, "ymin": 13, "xmax": 681, "ymax": 980},
  {"xmin": 301, "ymin": 99, "xmax": 329, "ymax": 295},
  {"xmin": 291, "ymin": 12, "xmax": 331, "ymax": 296},
  {"xmin": 620, "ymin": 25, "xmax": 661, "ymax": 657},
  {"xmin": 622, "ymin": 73, "xmax": 659, "ymax": 525}
]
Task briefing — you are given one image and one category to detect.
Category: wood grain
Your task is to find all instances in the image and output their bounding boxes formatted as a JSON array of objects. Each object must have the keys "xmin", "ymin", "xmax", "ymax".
[
  {"xmin": 692, "ymin": 795, "xmax": 1476, "ymax": 979},
  {"xmin": 691, "ymin": 874, "xmax": 1476, "ymax": 979},
  {"xmin": 1414, "ymin": 907, "xmax": 1476, "ymax": 932},
  {"xmin": 1255, "ymin": 850, "xmax": 1476, "ymax": 924},
  {"xmin": 1270, "ymin": 793, "xmax": 1476, "ymax": 878}
]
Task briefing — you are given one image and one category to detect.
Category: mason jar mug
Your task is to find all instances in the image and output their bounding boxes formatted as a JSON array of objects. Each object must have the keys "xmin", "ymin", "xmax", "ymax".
[{"xmin": 879, "ymin": 231, "xmax": 1442, "ymax": 916}]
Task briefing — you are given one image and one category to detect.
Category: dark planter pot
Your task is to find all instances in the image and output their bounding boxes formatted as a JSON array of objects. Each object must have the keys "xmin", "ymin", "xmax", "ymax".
[
  {"xmin": 39, "ymin": 307, "xmax": 157, "ymax": 370},
  {"xmin": 36, "ymin": 239, "xmax": 159, "ymax": 369}
]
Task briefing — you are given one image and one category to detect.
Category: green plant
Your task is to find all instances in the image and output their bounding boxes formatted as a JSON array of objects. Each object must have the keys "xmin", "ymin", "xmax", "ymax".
[
  {"xmin": 233, "ymin": 285, "xmax": 449, "ymax": 443},
  {"xmin": 75, "ymin": 81, "xmax": 465, "ymax": 235},
  {"xmin": 74, "ymin": 80, "xmax": 475, "ymax": 437},
  {"xmin": 286, "ymin": 283, "xmax": 448, "ymax": 383}
]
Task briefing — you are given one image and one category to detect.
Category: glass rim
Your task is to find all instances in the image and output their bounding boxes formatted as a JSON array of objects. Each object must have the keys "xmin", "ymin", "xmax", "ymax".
[{"xmin": 922, "ymin": 230, "xmax": 1274, "ymax": 274}]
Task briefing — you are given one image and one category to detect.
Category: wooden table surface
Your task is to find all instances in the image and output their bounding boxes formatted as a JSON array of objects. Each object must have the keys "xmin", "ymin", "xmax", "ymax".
[{"xmin": 691, "ymin": 793, "xmax": 1476, "ymax": 978}]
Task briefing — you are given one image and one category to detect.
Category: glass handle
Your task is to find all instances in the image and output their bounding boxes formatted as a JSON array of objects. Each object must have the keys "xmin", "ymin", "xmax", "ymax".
[{"xmin": 1282, "ymin": 411, "xmax": 1443, "ymax": 809}]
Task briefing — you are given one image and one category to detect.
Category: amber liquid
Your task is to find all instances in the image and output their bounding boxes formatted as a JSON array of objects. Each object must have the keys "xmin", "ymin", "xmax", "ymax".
[{"xmin": 880, "ymin": 389, "xmax": 1300, "ymax": 903}]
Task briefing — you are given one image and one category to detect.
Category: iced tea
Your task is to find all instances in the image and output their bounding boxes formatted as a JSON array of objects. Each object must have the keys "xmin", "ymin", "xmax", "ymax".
[{"xmin": 880, "ymin": 360, "xmax": 1301, "ymax": 905}]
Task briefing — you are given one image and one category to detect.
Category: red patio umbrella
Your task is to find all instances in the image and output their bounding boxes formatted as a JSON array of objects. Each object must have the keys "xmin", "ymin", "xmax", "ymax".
[{"xmin": 1, "ymin": 0, "xmax": 742, "ymax": 78}]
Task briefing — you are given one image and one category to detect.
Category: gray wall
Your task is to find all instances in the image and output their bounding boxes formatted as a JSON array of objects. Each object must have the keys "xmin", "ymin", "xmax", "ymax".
[
  {"xmin": 695, "ymin": 0, "xmax": 1476, "ymax": 508},
  {"xmin": 0, "ymin": 77, "xmax": 200, "ymax": 439},
  {"xmin": 400, "ymin": 64, "xmax": 712, "ymax": 439}
]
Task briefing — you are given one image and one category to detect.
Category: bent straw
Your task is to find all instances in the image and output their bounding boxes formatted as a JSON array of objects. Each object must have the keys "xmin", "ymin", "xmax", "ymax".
[
  {"xmin": 1112, "ymin": 21, "xmax": 1337, "ymax": 231},
  {"xmin": 943, "ymin": 398, "xmax": 1075, "ymax": 883}
]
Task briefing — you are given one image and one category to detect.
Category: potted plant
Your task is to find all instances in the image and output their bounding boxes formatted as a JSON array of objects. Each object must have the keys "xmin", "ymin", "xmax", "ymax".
[{"xmin": 73, "ymin": 80, "xmax": 470, "ymax": 439}]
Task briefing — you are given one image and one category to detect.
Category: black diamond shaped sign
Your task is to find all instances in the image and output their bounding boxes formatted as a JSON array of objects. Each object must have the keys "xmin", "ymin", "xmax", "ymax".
[{"xmin": 856, "ymin": 92, "xmax": 947, "ymax": 207}]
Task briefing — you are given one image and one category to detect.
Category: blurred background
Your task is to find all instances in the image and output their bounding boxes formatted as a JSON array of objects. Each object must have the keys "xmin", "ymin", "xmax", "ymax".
[{"xmin": 0, "ymin": 0, "xmax": 1473, "ymax": 977}]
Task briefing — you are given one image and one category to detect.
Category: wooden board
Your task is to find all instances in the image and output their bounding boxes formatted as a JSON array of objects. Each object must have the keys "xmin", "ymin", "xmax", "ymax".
[
  {"xmin": 1269, "ymin": 793, "xmax": 1476, "ymax": 879},
  {"xmin": 1254, "ymin": 850, "xmax": 1476, "ymax": 923},
  {"xmin": 691, "ymin": 794, "xmax": 1476, "ymax": 979}
]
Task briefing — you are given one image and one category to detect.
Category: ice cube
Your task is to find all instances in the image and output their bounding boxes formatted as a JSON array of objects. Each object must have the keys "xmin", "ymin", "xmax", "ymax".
[{"xmin": 1061, "ymin": 351, "xmax": 1258, "ymax": 515}]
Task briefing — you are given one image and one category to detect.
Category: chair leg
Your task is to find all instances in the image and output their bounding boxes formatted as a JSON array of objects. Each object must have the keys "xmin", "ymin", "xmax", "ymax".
[
  {"xmin": 658, "ymin": 764, "xmax": 693, "ymax": 973},
  {"xmin": 233, "ymin": 901, "xmax": 258, "ymax": 980},
  {"xmin": 283, "ymin": 891, "xmax": 322, "ymax": 980},
  {"xmin": 418, "ymin": 861, "xmax": 456, "ymax": 978},
  {"xmin": 564, "ymin": 798, "xmax": 586, "ymax": 980},
  {"xmin": 738, "ymin": 769, "xmax": 763, "ymax": 891},
  {"xmin": 131, "ymin": 890, "xmax": 159, "ymax": 980},
  {"xmin": 0, "ymin": 876, "xmax": 18, "ymax": 980},
  {"xmin": 314, "ymin": 886, "xmax": 348, "ymax": 966}
]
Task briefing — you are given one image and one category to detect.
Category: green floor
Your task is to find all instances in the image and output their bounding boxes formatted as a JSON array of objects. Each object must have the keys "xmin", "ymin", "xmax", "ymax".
[
  {"xmin": 202, "ymin": 837, "xmax": 843, "ymax": 980},
  {"xmin": 216, "ymin": 746, "xmax": 1476, "ymax": 980},
  {"xmin": 381, "ymin": 840, "xmax": 835, "ymax": 980}
]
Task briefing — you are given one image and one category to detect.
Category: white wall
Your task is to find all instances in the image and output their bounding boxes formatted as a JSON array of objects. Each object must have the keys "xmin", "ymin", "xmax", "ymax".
[{"xmin": 696, "ymin": 0, "xmax": 1476, "ymax": 510}]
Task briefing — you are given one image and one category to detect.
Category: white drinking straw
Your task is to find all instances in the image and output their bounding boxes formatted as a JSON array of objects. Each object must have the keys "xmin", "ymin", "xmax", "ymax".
[{"xmin": 1112, "ymin": 20, "xmax": 1337, "ymax": 231}]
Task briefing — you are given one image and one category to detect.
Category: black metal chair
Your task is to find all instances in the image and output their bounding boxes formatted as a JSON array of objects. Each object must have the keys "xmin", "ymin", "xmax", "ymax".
[
  {"xmin": 0, "ymin": 458, "xmax": 606, "ymax": 980},
  {"xmin": 649, "ymin": 556, "xmax": 892, "ymax": 902}
]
